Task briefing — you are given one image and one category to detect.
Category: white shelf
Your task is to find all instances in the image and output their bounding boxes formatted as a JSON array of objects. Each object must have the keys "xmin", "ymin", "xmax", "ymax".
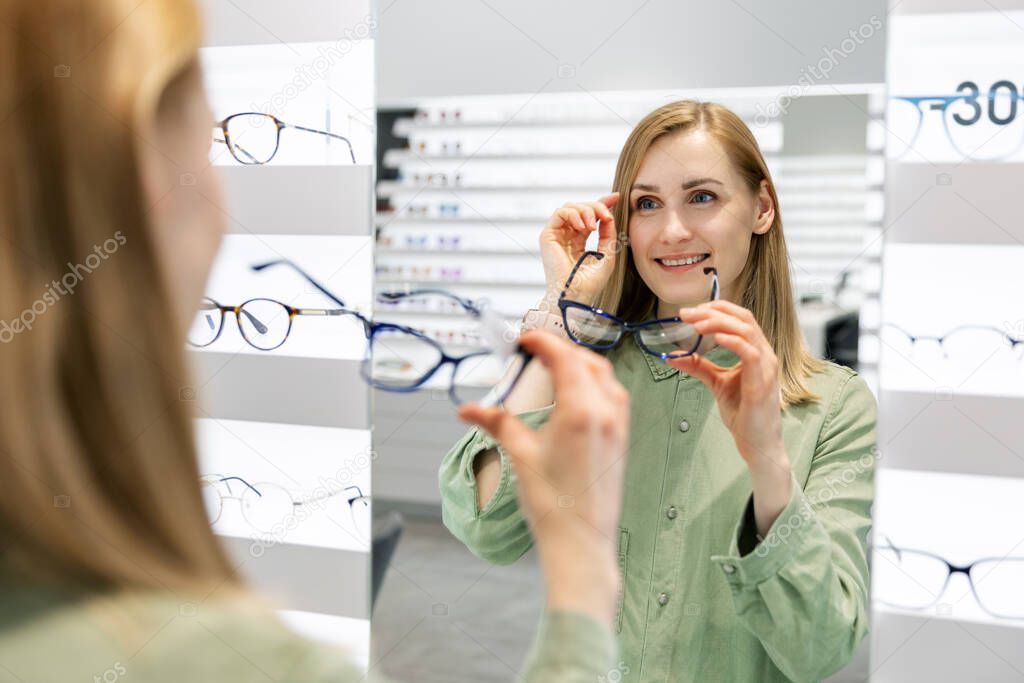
[
  {"xmin": 218, "ymin": 534, "xmax": 368, "ymax": 619},
  {"xmin": 884, "ymin": 162, "xmax": 1024, "ymax": 245},
  {"xmin": 870, "ymin": 609, "xmax": 1024, "ymax": 682},
  {"xmin": 278, "ymin": 611, "xmax": 369, "ymax": 672},
  {"xmin": 220, "ymin": 165, "xmax": 373, "ymax": 236},
  {"xmin": 189, "ymin": 352, "xmax": 369, "ymax": 430},
  {"xmin": 195, "ymin": 418, "xmax": 372, "ymax": 494},
  {"xmin": 376, "ymin": 178, "xmax": 872, "ymax": 196},
  {"xmin": 876, "ymin": 391, "xmax": 1024, "ymax": 478}
]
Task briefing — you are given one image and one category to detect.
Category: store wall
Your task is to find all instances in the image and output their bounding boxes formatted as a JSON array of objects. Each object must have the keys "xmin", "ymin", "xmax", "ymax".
[{"xmin": 377, "ymin": 0, "xmax": 886, "ymax": 103}]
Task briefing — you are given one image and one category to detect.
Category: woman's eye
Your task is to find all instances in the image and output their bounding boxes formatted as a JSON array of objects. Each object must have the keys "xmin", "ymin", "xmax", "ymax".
[
  {"xmin": 691, "ymin": 191, "xmax": 715, "ymax": 204},
  {"xmin": 636, "ymin": 197, "xmax": 659, "ymax": 210}
]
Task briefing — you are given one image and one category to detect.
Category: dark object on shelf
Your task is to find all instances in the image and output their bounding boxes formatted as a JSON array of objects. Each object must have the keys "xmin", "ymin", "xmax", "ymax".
[
  {"xmin": 371, "ymin": 510, "xmax": 405, "ymax": 611},
  {"xmin": 824, "ymin": 310, "xmax": 860, "ymax": 371}
]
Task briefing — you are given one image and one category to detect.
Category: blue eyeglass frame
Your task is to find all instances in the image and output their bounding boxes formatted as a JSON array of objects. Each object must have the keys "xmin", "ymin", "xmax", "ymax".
[
  {"xmin": 558, "ymin": 250, "xmax": 719, "ymax": 360},
  {"xmin": 250, "ymin": 259, "xmax": 532, "ymax": 406},
  {"xmin": 890, "ymin": 89, "xmax": 1024, "ymax": 161}
]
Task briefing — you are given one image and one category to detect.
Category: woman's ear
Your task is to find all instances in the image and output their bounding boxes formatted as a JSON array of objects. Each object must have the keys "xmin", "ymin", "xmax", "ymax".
[{"xmin": 753, "ymin": 179, "xmax": 774, "ymax": 236}]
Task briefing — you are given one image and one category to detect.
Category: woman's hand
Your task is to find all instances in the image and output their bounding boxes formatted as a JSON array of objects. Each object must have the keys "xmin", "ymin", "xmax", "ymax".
[
  {"xmin": 458, "ymin": 330, "xmax": 629, "ymax": 626},
  {"xmin": 668, "ymin": 300, "xmax": 793, "ymax": 536},
  {"xmin": 538, "ymin": 193, "xmax": 620, "ymax": 305}
]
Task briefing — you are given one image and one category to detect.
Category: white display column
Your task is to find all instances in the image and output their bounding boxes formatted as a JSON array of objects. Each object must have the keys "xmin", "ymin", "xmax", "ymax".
[
  {"xmin": 191, "ymin": 1, "xmax": 377, "ymax": 668},
  {"xmin": 869, "ymin": 4, "xmax": 1024, "ymax": 681}
]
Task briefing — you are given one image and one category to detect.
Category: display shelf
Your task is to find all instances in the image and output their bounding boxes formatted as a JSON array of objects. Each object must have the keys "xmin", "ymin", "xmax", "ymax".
[
  {"xmin": 219, "ymin": 534, "xmax": 369, "ymax": 619},
  {"xmin": 189, "ymin": 352, "xmax": 369, "ymax": 429},
  {"xmin": 400, "ymin": 124, "xmax": 783, "ymax": 157},
  {"xmin": 376, "ymin": 277, "xmax": 546, "ymax": 289},
  {"xmin": 875, "ymin": 391, "xmax": 1024, "ymax": 478},
  {"xmin": 884, "ymin": 162, "xmax": 1024, "ymax": 245},
  {"xmin": 196, "ymin": 418, "xmax": 372, "ymax": 494},
  {"xmin": 218, "ymin": 165, "xmax": 373, "ymax": 236},
  {"xmin": 199, "ymin": 0, "xmax": 375, "ymax": 48},
  {"xmin": 278, "ymin": 611, "xmax": 369, "ymax": 671},
  {"xmin": 376, "ymin": 178, "xmax": 875, "ymax": 195},
  {"xmin": 890, "ymin": 0, "xmax": 1024, "ymax": 14},
  {"xmin": 870, "ymin": 610, "xmax": 1024, "ymax": 683},
  {"xmin": 214, "ymin": 515, "xmax": 367, "ymax": 554}
]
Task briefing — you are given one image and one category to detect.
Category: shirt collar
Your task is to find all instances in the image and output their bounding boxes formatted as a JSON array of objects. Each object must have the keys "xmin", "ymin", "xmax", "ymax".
[{"xmin": 634, "ymin": 334, "xmax": 740, "ymax": 381}]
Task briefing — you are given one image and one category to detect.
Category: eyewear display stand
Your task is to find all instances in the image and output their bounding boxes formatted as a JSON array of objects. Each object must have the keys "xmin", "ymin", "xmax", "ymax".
[
  {"xmin": 190, "ymin": 1, "xmax": 377, "ymax": 670},
  {"xmin": 869, "ymin": 5, "xmax": 1024, "ymax": 682}
]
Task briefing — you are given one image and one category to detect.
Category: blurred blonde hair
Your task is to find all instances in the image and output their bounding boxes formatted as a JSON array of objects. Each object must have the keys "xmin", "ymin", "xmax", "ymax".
[
  {"xmin": 0, "ymin": 0, "xmax": 239, "ymax": 592},
  {"xmin": 597, "ymin": 100, "xmax": 828, "ymax": 407}
]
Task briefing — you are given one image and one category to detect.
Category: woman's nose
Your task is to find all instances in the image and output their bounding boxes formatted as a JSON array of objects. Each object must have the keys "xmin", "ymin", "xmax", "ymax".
[{"xmin": 658, "ymin": 210, "xmax": 694, "ymax": 242}]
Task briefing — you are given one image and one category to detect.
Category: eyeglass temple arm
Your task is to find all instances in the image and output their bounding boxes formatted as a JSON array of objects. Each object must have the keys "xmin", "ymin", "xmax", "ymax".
[
  {"xmin": 218, "ymin": 476, "xmax": 261, "ymax": 497},
  {"xmin": 213, "ymin": 135, "xmax": 260, "ymax": 164},
  {"xmin": 299, "ymin": 484, "xmax": 367, "ymax": 506},
  {"xmin": 377, "ymin": 289, "xmax": 480, "ymax": 315},
  {"xmin": 703, "ymin": 266, "xmax": 720, "ymax": 301},
  {"xmin": 250, "ymin": 260, "xmax": 372, "ymax": 332},
  {"xmin": 287, "ymin": 123, "xmax": 357, "ymax": 164},
  {"xmin": 561, "ymin": 250, "xmax": 605, "ymax": 298}
]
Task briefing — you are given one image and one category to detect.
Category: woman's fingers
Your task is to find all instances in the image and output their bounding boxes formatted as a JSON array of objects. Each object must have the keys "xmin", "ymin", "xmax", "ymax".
[
  {"xmin": 517, "ymin": 330, "xmax": 591, "ymax": 402},
  {"xmin": 598, "ymin": 192, "xmax": 620, "ymax": 211},
  {"xmin": 685, "ymin": 308, "xmax": 755, "ymax": 342},
  {"xmin": 709, "ymin": 332, "xmax": 763, "ymax": 369},
  {"xmin": 568, "ymin": 203, "xmax": 598, "ymax": 231},
  {"xmin": 682, "ymin": 301, "xmax": 768, "ymax": 347},
  {"xmin": 555, "ymin": 206, "xmax": 587, "ymax": 233}
]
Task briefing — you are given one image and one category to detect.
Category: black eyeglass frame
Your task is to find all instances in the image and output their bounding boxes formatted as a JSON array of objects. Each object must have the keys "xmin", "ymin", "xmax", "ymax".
[
  {"xmin": 558, "ymin": 250, "xmax": 719, "ymax": 360},
  {"xmin": 188, "ymin": 296, "xmax": 349, "ymax": 351},
  {"xmin": 250, "ymin": 259, "xmax": 533, "ymax": 406},
  {"xmin": 873, "ymin": 538, "xmax": 1024, "ymax": 621},
  {"xmin": 213, "ymin": 112, "xmax": 357, "ymax": 165}
]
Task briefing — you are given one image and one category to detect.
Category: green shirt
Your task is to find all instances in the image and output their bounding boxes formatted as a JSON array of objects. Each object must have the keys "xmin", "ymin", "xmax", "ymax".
[
  {"xmin": 0, "ymin": 587, "xmax": 616, "ymax": 682},
  {"xmin": 439, "ymin": 336, "xmax": 877, "ymax": 683}
]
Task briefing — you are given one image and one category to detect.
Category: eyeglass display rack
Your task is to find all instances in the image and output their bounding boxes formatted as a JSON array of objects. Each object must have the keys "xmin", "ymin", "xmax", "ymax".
[
  {"xmin": 371, "ymin": 84, "xmax": 885, "ymax": 516},
  {"xmin": 868, "ymin": 5, "xmax": 1024, "ymax": 681},
  {"xmin": 189, "ymin": 0, "xmax": 377, "ymax": 666}
]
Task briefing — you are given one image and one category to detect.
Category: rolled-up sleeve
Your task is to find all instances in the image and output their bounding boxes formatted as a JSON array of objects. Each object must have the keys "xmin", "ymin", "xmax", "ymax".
[
  {"xmin": 438, "ymin": 405, "xmax": 554, "ymax": 565},
  {"xmin": 710, "ymin": 372, "xmax": 877, "ymax": 682}
]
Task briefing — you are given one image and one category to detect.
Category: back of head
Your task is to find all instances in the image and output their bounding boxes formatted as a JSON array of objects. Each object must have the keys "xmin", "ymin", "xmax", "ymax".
[{"xmin": 0, "ymin": 0, "xmax": 238, "ymax": 592}]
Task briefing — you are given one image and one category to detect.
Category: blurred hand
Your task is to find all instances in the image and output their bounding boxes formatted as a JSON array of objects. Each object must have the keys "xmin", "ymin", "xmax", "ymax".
[{"xmin": 459, "ymin": 330, "xmax": 629, "ymax": 624}]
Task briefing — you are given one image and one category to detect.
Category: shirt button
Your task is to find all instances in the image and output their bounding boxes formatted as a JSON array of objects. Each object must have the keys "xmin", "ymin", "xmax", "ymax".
[
  {"xmin": 657, "ymin": 592, "xmax": 670, "ymax": 606},
  {"xmin": 722, "ymin": 564, "xmax": 736, "ymax": 575},
  {"xmin": 678, "ymin": 419, "xmax": 690, "ymax": 433},
  {"xmin": 666, "ymin": 506, "xmax": 678, "ymax": 520}
]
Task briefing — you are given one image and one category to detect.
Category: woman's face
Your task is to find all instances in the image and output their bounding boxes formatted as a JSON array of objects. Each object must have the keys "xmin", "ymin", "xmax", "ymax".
[
  {"xmin": 140, "ymin": 64, "xmax": 226, "ymax": 333},
  {"xmin": 627, "ymin": 128, "xmax": 774, "ymax": 319}
]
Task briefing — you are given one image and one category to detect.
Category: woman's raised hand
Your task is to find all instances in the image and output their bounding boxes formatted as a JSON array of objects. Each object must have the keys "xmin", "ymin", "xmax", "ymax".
[{"xmin": 538, "ymin": 193, "xmax": 621, "ymax": 304}]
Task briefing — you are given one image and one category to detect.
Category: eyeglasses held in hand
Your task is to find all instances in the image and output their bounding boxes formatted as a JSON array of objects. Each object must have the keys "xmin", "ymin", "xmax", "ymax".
[
  {"xmin": 251, "ymin": 259, "xmax": 532, "ymax": 407},
  {"xmin": 187, "ymin": 296, "xmax": 349, "ymax": 351},
  {"xmin": 873, "ymin": 538, "xmax": 1024, "ymax": 620},
  {"xmin": 212, "ymin": 112, "xmax": 356, "ymax": 165},
  {"xmin": 201, "ymin": 475, "xmax": 370, "ymax": 543},
  {"xmin": 559, "ymin": 250, "xmax": 719, "ymax": 360}
]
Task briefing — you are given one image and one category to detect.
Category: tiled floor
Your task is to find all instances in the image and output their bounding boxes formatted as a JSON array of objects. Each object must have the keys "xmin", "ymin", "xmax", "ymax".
[{"xmin": 369, "ymin": 516, "xmax": 543, "ymax": 683}]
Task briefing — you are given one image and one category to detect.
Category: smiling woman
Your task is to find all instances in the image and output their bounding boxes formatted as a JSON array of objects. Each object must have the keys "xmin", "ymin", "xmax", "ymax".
[
  {"xmin": 599, "ymin": 101, "xmax": 824, "ymax": 405},
  {"xmin": 0, "ymin": 1, "xmax": 629, "ymax": 681},
  {"xmin": 441, "ymin": 99, "xmax": 878, "ymax": 683}
]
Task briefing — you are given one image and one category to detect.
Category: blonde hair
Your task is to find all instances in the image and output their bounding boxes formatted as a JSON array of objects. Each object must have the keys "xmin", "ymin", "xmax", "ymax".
[
  {"xmin": 597, "ymin": 100, "xmax": 828, "ymax": 407},
  {"xmin": 0, "ymin": 0, "xmax": 239, "ymax": 592}
]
